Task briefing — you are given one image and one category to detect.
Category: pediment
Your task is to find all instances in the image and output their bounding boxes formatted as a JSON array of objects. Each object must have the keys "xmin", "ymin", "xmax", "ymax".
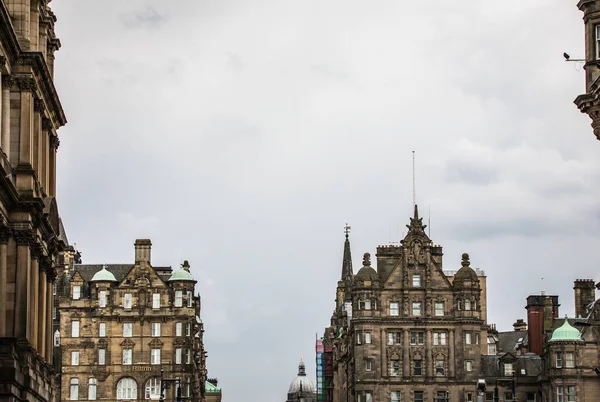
[
  {"xmin": 119, "ymin": 263, "xmax": 167, "ymax": 289},
  {"xmin": 120, "ymin": 339, "xmax": 135, "ymax": 348},
  {"xmin": 149, "ymin": 338, "xmax": 163, "ymax": 348}
]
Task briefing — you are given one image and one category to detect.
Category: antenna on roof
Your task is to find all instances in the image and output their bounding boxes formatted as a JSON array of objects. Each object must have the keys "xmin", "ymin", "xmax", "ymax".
[
  {"xmin": 428, "ymin": 204, "xmax": 431, "ymax": 238},
  {"xmin": 412, "ymin": 151, "xmax": 416, "ymax": 208}
]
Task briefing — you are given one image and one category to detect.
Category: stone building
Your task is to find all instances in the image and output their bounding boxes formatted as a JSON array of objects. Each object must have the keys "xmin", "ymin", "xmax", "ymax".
[
  {"xmin": 0, "ymin": 1, "xmax": 69, "ymax": 401},
  {"xmin": 287, "ymin": 359, "xmax": 317, "ymax": 402},
  {"xmin": 325, "ymin": 206, "xmax": 489, "ymax": 402},
  {"xmin": 55, "ymin": 239, "xmax": 222, "ymax": 402}
]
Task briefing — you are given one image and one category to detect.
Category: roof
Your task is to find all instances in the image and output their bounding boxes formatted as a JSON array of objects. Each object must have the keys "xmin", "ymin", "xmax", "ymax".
[
  {"xmin": 480, "ymin": 354, "xmax": 542, "ymax": 378},
  {"xmin": 168, "ymin": 267, "xmax": 195, "ymax": 282},
  {"xmin": 205, "ymin": 381, "xmax": 221, "ymax": 393},
  {"xmin": 497, "ymin": 330, "xmax": 528, "ymax": 354},
  {"xmin": 550, "ymin": 318, "xmax": 583, "ymax": 342},
  {"xmin": 90, "ymin": 265, "xmax": 118, "ymax": 282},
  {"xmin": 73, "ymin": 264, "xmax": 172, "ymax": 283}
]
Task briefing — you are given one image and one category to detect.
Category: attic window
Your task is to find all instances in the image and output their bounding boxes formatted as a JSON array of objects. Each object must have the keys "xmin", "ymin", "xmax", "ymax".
[
  {"xmin": 73, "ymin": 285, "xmax": 81, "ymax": 300},
  {"xmin": 503, "ymin": 363, "xmax": 514, "ymax": 376}
]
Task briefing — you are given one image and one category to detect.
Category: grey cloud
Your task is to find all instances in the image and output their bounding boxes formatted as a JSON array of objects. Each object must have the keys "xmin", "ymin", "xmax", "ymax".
[
  {"xmin": 121, "ymin": 6, "xmax": 167, "ymax": 29},
  {"xmin": 227, "ymin": 52, "xmax": 246, "ymax": 72},
  {"xmin": 444, "ymin": 159, "xmax": 499, "ymax": 186}
]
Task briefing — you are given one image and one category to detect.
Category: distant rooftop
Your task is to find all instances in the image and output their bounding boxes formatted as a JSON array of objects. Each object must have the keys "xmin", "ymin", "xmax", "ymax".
[{"xmin": 444, "ymin": 268, "xmax": 486, "ymax": 277}]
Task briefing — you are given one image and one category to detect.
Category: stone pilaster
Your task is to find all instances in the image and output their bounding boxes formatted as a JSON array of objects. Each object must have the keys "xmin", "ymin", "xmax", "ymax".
[
  {"xmin": 403, "ymin": 329, "xmax": 409, "ymax": 377},
  {"xmin": 33, "ymin": 98, "xmax": 44, "ymax": 176},
  {"xmin": 1, "ymin": 75, "xmax": 13, "ymax": 160},
  {"xmin": 13, "ymin": 229, "xmax": 32, "ymax": 340},
  {"xmin": 16, "ymin": 77, "xmax": 36, "ymax": 166},
  {"xmin": 49, "ymin": 135, "xmax": 58, "ymax": 197},
  {"xmin": 426, "ymin": 329, "xmax": 432, "ymax": 378},
  {"xmin": 0, "ymin": 226, "xmax": 9, "ymax": 337},
  {"xmin": 449, "ymin": 329, "xmax": 455, "ymax": 378},
  {"xmin": 38, "ymin": 260, "xmax": 47, "ymax": 358}
]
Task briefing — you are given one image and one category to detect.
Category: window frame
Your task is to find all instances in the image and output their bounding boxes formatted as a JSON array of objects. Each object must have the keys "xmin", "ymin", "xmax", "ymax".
[
  {"xmin": 391, "ymin": 391, "xmax": 401, "ymax": 402},
  {"xmin": 596, "ymin": 24, "xmax": 600, "ymax": 60},
  {"xmin": 175, "ymin": 348, "xmax": 182, "ymax": 364},
  {"xmin": 186, "ymin": 291, "xmax": 193, "ymax": 307},
  {"xmin": 152, "ymin": 293, "xmax": 160, "ymax": 309},
  {"xmin": 413, "ymin": 359, "xmax": 422, "ymax": 376},
  {"xmin": 116, "ymin": 377, "xmax": 137, "ymax": 400},
  {"xmin": 410, "ymin": 331, "xmax": 424, "ymax": 345},
  {"xmin": 70, "ymin": 378, "xmax": 79, "ymax": 401},
  {"xmin": 99, "ymin": 322, "xmax": 106, "ymax": 337},
  {"xmin": 175, "ymin": 322, "xmax": 183, "ymax": 337},
  {"xmin": 151, "ymin": 348, "xmax": 161, "ymax": 365},
  {"xmin": 435, "ymin": 359, "xmax": 445, "ymax": 376},
  {"xmin": 365, "ymin": 331, "xmax": 372, "ymax": 344},
  {"xmin": 414, "ymin": 390, "xmax": 424, "ymax": 402},
  {"xmin": 465, "ymin": 360, "xmax": 473, "ymax": 372},
  {"xmin": 565, "ymin": 352, "xmax": 574, "ymax": 368},
  {"xmin": 151, "ymin": 322, "xmax": 161, "ymax": 337},
  {"xmin": 123, "ymin": 293, "xmax": 132, "ymax": 309},
  {"xmin": 435, "ymin": 302, "xmax": 444, "ymax": 316},
  {"xmin": 366, "ymin": 359, "xmax": 372, "ymax": 372},
  {"xmin": 390, "ymin": 301, "xmax": 399, "ymax": 316},
  {"xmin": 556, "ymin": 351, "xmax": 563, "ymax": 368},
  {"xmin": 98, "ymin": 348, "xmax": 106, "ymax": 365},
  {"xmin": 71, "ymin": 350, "xmax": 80, "ymax": 366},
  {"xmin": 73, "ymin": 285, "xmax": 81, "ymax": 300},
  {"xmin": 123, "ymin": 348, "xmax": 133, "ymax": 365},
  {"xmin": 72, "ymin": 320, "xmax": 80, "ymax": 338},
  {"xmin": 88, "ymin": 378, "xmax": 97, "ymax": 401},
  {"xmin": 412, "ymin": 302, "xmax": 422, "ymax": 316},
  {"xmin": 174, "ymin": 291, "xmax": 183, "ymax": 307},
  {"xmin": 123, "ymin": 322, "xmax": 133, "ymax": 337},
  {"xmin": 99, "ymin": 290, "xmax": 107, "ymax": 308},
  {"xmin": 390, "ymin": 359, "xmax": 400, "ymax": 376}
]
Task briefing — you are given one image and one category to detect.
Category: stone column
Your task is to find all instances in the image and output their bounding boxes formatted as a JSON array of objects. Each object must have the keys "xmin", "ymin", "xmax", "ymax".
[
  {"xmin": 41, "ymin": 118, "xmax": 51, "ymax": 192},
  {"xmin": 38, "ymin": 259, "xmax": 47, "ymax": 357},
  {"xmin": 449, "ymin": 329, "xmax": 455, "ymax": 378},
  {"xmin": 403, "ymin": 329, "xmax": 409, "ymax": 377},
  {"xmin": 49, "ymin": 136, "xmax": 58, "ymax": 197},
  {"xmin": 17, "ymin": 77, "xmax": 35, "ymax": 166},
  {"xmin": 0, "ymin": 56, "xmax": 3, "ymax": 150},
  {"xmin": 1, "ymin": 75, "xmax": 12, "ymax": 159},
  {"xmin": 33, "ymin": 99, "xmax": 44, "ymax": 175},
  {"xmin": 30, "ymin": 251, "xmax": 39, "ymax": 349},
  {"xmin": 45, "ymin": 273, "xmax": 53, "ymax": 363},
  {"xmin": 426, "ymin": 329, "xmax": 433, "ymax": 378},
  {"xmin": 14, "ymin": 230, "xmax": 31, "ymax": 340},
  {"xmin": 0, "ymin": 227, "xmax": 9, "ymax": 336}
]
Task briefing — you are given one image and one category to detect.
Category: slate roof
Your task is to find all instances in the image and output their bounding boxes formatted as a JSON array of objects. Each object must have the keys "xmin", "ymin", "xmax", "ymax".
[
  {"xmin": 73, "ymin": 264, "xmax": 173, "ymax": 283},
  {"xmin": 480, "ymin": 354, "xmax": 542, "ymax": 378},
  {"xmin": 498, "ymin": 330, "xmax": 528, "ymax": 354}
]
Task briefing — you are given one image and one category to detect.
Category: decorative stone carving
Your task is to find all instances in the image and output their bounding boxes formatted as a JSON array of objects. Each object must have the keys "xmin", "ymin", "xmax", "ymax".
[
  {"xmin": 42, "ymin": 117, "xmax": 53, "ymax": 131},
  {"xmin": 0, "ymin": 226, "xmax": 11, "ymax": 244},
  {"xmin": 149, "ymin": 338, "xmax": 163, "ymax": 348},
  {"xmin": 120, "ymin": 339, "xmax": 135, "ymax": 348},
  {"xmin": 13, "ymin": 229, "xmax": 33, "ymax": 246},
  {"xmin": 34, "ymin": 98, "xmax": 45, "ymax": 113},
  {"xmin": 50, "ymin": 135, "xmax": 60, "ymax": 149},
  {"xmin": 16, "ymin": 77, "xmax": 36, "ymax": 92},
  {"xmin": 1, "ymin": 75, "xmax": 14, "ymax": 88}
]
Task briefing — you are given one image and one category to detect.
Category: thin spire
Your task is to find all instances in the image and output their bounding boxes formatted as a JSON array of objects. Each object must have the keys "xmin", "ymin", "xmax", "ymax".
[
  {"xmin": 341, "ymin": 224, "xmax": 353, "ymax": 280},
  {"xmin": 412, "ymin": 150, "xmax": 416, "ymax": 208}
]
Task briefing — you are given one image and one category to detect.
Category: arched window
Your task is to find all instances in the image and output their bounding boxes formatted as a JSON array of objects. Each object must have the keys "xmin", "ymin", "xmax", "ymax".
[
  {"xmin": 116, "ymin": 377, "xmax": 137, "ymax": 400},
  {"xmin": 54, "ymin": 330, "xmax": 60, "ymax": 346},
  {"xmin": 88, "ymin": 378, "xmax": 97, "ymax": 400},
  {"xmin": 69, "ymin": 378, "xmax": 79, "ymax": 400},
  {"xmin": 145, "ymin": 378, "xmax": 162, "ymax": 399}
]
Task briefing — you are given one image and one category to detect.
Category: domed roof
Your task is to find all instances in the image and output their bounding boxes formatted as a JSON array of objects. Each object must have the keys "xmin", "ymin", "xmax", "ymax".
[
  {"xmin": 168, "ymin": 260, "xmax": 195, "ymax": 282},
  {"xmin": 355, "ymin": 253, "xmax": 378, "ymax": 281},
  {"xmin": 90, "ymin": 265, "xmax": 118, "ymax": 282},
  {"xmin": 550, "ymin": 317, "xmax": 582, "ymax": 342},
  {"xmin": 288, "ymin": 359, "xmax": 316, "ymax": 394},
  {"xmin": 453, "ymin": 253, "xmax": 479, "ymax": 287}
]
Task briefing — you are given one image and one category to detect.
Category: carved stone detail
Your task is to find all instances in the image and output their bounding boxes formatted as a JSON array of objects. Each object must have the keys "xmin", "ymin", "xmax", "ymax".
[
  {"xmin": 149, "ymin": 338, "xmax": 163, "ymax": 348},
  {"xmin": 50, "ymin": 135, "xmax": 60, "ymax": 150},
  {"xmin": 16, "ymin": 77, "xmax": 36, "ymax": 92},
  {"xmin": 34, "ymin": 98, "xmax": 45, "ymax": 113},
  {"xmin": 120, "ymin": 339, "xmax": 135, "ymax": 348},
  {"xmin": 42, "ymin": 117, "xmax": 53, "ymax": 131},
  {"xmin": 13, "ymin": 229, "xmax": 33, "ymax": 246},
  {"xmin": 1, "ymin": 75, "xmax": 14, "ymax": 88},
  {"xmin": 0, "ymin": 226, "xmax": 11, "ymax": 244}
]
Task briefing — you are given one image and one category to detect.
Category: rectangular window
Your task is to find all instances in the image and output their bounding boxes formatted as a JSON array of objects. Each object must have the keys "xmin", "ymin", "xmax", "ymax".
[
  {"xmin": 567, "ymin": 386, "xmax": 575, "ymax": 402},
  {"xmin": 526, "ymin": 393, "xmax": 535, "ymax": 402},
  {"xmin": 435, "ymin": 359, "xmax": 445, "ymax": 376},
  {"xmin": 412, "ymin": 275, "xmax": 421, "ymax": 288},
  {"xmin": 98, "ymin": 349, "xmax": 105, "ymax": 365},
  {"xmin": 467, "ymin": 393, "xmax": 473, "ymax": 402},
  {"xmin": 176, "ymin": 322, "xmax": 183, "ymax": 337},
  {"xmin": 433, "ymin": 332, "xmax": 447, "ymax": 346},
  {"xmin": 152, "ymin": 293, "xmax": 160, "ymax": 309},
  {"xmin": 175, "ymin": 291, "xmax": 183, "ymax": 307},
  {"xmin": 412, "ymin": 302, "xmax": 421, "ymax": 316},
  {"xmin": 596, "ymin": 25, "xmax": 600, "ymax": 60},
  {"xmin": 99, "ymin": 323, "xmax": 106, "ymax": 337},
  {"xmin": 366, "ymin": 359, "xmax": 372, "ymax": 371},
  {"xmin": 175, "ymin": 348, "xmax": 182, "ymax": 364},
  {"xmin": 388, "ymin": 332, "xmax": 394, "ymax": 345},
  {"xmin": 414, "ymin": 391, "xmax": 424, "ymax": 402},
  {"xmin": 410, "ymin": 331, "xmax": 424, "ymax": 345},
  {"xmin": 187, "ymin": 291, "xmax": 193, "ymax": 307},
  {"xmin": 152, "ymin": 322, "xmax": 161, "ymax": 337},
  {"xmin": 73, "ymin": 285, "xmax": 81, "ymax": 300},
  {"xmin": 365, "ymin": 299, "xmax": 372, "ymax": 310},
  {"xmin": 413, "ymin": 359, "xmax": 422, "ymax": 376},
  {"xmin": 123, "ymin": 349, "xmax": 132, "ymax": 365},
  {"xmin": 151, "ymin": 348, "xmax": 161, "ymax": 365},
  {"xmin": 465, "ymin": 360, "xmax": 473, "ymax": 372},
  {"xmin": 186, "ymin": 348, "xmax": 191, "ymax": 364},
  {"xmin": 488, "ymin": 342, "xmax": 497, "ymax": 355},
  {"xmin": 71, "ymin": 351, "xmax": 80, "ymax": 365},
  {"xmin": 504, "ymin": 363, "xmax": 514, "ymax": 376},
  {"xmin": 365, "ymin": 392, "xmax": 373, "ymax": 402},
  {"xmin": 98, "ymin": 291, "xmax": 106, "ymax": 307},
  {"xmin": 565, "ymin": 352, "xmax": 574, "ymax": 368},
  {"xmin": 485, "ymin": 392, "xmax": 494, "ymax": 401},
  {"xmin": 437, "ymin": 391, "xmax": 449, "ymax": 402},
  {"xmin": 88, "ymin": 378, "xmax": 97, "ymax": 401},
  {"xmin": 124, "ymin": 293, "xmax": 132, "ymax": 309},
  {"xmin": 504, "ymin": 393, "xmax": 513, "ymax": 402},
  {"xmin": 390, "ymin": 360, "xmax": 400, "ymax": 376},
  {"xmin": 357, "ymin": 332, "xmax": 363, "ymax": 345},
  {"xmin": 556, "ymin": 351, "xmax": 563, "ymax": 368},
  {"xmin": 465, "ymin": 333, "xmax": 472, "ymax": 345},
  {"xmin": 185, "ymin": 322, "xmax": 191, "ymax": 336},
  {"xmin": 365, "ymin": 332, "xmax": 372, "ymax": 344},
  {"xmin": 391, "ymin": 391, "xmax": 401, "ymax": 402},
  {"xmin": 123, "ymin": 322, "xmax": 132, "ymax": 337},
  {"xmin": 557, "ymin": 387, "xmax": 564, "ymax": 402},
  {"xmin": 465, "ymin": 299, "xmax": 471, "ymax": 311},
  {"xmin": 435, "ymin": 302, "xmax": 444, "ymax": 316},
  {"xmin": 390, "ymin": 302, "xmax": 399, "ymax": 316},
  {"xmin": 72, "ymin": 320, "xmax": 80, "ymax": 338},
  {"xmin": 70, "ymin": 378, "xmax": 79, "ymax": 401}
]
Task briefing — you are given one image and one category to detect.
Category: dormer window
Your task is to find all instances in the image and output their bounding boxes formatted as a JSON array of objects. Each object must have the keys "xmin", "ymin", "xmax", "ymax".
[
  {"xmin": 503, "ymin": 363, "xmax": 514, "ymax": 376},
  {"xmin": 175, "ymin": 291, "xmax": 183, "ymax": 307},
  {"xmin": 99, "ymin": 291, "xmax": 107, "ymax": 308},
  {"xmin": 152, "ymin": 293, "xmax": 160, "ymax": 309},
  {"xmin": 73, "ymin": 285, "xmax": 81, "ymax": 300},
  {"xmin": 186, "ymin": 291, "xmax": 193, "ymax": 307},
  {"xmin": 123, "ymin": 293, "xmax": 132, "ymax": 309}
]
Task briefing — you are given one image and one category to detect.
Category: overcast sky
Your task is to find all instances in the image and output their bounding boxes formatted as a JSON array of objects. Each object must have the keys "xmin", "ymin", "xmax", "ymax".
[{"xmin": 50, "ymin": 1, "xmax": 600, "ymax": 401}]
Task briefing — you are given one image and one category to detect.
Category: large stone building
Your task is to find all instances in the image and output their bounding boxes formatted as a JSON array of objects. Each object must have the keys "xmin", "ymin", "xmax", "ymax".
[
  {"xmin": 0, "ymin": 1, "xmax": 69, "ymax": 401},
  {"xmin": 287, "ymin": 359, "xmax": 317, "ymax": 402},
  {"xmin": 54, "ymin": 239, "xmax": 222, "ymax": 402}
]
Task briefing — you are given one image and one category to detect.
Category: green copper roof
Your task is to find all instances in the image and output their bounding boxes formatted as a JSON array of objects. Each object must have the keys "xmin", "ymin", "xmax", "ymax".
[
  {"xmin": 205, "ymin": 381, "xmax": 221, "ymax": 393},
  {"xmin": 90, "ymin": 265, "xmax": 118, "ymax": 282},
  {"xmin": 168, "ymin": 267, "xmax": 195, "ymax": 282},
  {"xmin": 550, "ymin": 318, "xmax": 582, "ymax": 342}
]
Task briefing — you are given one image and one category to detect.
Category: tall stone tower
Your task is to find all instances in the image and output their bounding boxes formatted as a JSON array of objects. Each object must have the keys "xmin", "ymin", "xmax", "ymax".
[{"xmin": 0, "ymin": 1, "xmax": 68, "ymax": 402}]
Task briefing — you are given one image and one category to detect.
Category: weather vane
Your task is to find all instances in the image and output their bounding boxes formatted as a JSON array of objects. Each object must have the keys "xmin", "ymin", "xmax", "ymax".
[{"xmin": 344, "ymin": 223, "xmax": 351, "ymax": 239}]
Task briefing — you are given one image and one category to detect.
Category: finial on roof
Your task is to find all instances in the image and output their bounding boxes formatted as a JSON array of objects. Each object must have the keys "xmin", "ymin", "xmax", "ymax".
[
  {"xmin": 182, "ymin": 260, "xmax": 190, "ymax": 272},
  {"xmin": 406, "ymin": 204, "xmax": 427, "ymax": 235},
  {"xmin": 363, "ymin": 253, "xmax": 371, "ymax": 266},
  {"xmin": 461, "ymin": 253, "xmax": 470, "ymax": 267},
  {"xmin": 341, "ymin": 226, "xmax": 353, "ymax": 281},
  {"xmin": 344, "ymin": 223, "xmax": 351, "ymax": 240}
]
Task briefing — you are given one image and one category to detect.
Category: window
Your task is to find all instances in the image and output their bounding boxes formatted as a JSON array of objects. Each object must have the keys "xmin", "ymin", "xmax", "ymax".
[
  {"xmin": 556, "ymin": 352, "xmax": 563, "ymax": 368},
  {"xmin": 175, "ymin": 322, "xmax": 182, "ymax": 337},
  {"xmin": 388, "ymin": 331, "xmax": 401, "ymax": 345},
  {"xmin": 410, "ymin": 331, "xmax": 424, "ymax": 345},
  {"xmin": 71, "ymin": 351, "xmax": 80, "ymax": 366},
  {"xmin": 465, "ymin": 299, "xmax": 471, "ymax": 311},
  {"xmin": 88, "ymin": 378, "xmax": 97, "ymax": 401},
  {"xmin": 54, "ymin": 330, "xmax": 60, "ymax": 346},
  {"xmin": 152, "ymin": 293, "xmax": 160, "ymax": 309},
  {"xmin": 124, "ymin": 293, "xmax": 132, "ymax": 309},
  {"xmin": 412, "ymin": 302, "xmax": 421, "ymax": 316},
  {"xmin": 390, "ymin": 359, "xmax": 400, "ymax": 376},
  {"xmin": 390, "ymin": 302, "xmax": 399, "ymax": 316},
  {"xmin": 73, "ymin": 285, "xmax": 81, "ymax": 300},
  {"xmin": 53, "ymin": 307, "xmax": 57, "ymax": 319},
  {"xmin": 186, "ymin": 348, "xmax": 191, "ymax": 364},
  {"xmin": 436, "ymin": 359, "xmax": 445, "ymax": 376},
  {"xmin": 437, "ymin": 391, "xmax": 449, "ymax": 402},
  {"xmin": 175, "ymin": 291, "xmax": 183, "ymax": 307},
  {"xmin": 414, "ymin": 391, "xmax": 424, "ymax": 402},
  {"xmin": 565, "ymin": 352, "xmax": 574, "ymax": 368},
  {"xmin": 123, "ymin": 322, "xmax": 132, "ymax": 337},
  {"xmin": 145, "ymin": 378, "xmax": 161, "ymax": 400},
  {"xmin": 433, "ymin": 332, "xmax": 447, "ymax": 345},
  {"xmin": 596, "ymin": 25, "xmax": 600, "ymax": 59},
  {"xmin": 116, "ymin": 377, "xmax": 137, "ymax": 400},
  {"xmin": 99, "ymin": 291, "xmax": 107, "ymax": 307},
  {"xmin": 366, "ymin": 359, "xmax": 372, "ymax": 372},
  {"xmin": 485, "ymin": 392, "xmax": 494, "ymax": 401},
  {"xmin": 465, "ymin": 332, "xmax": 479, "ymax": 345},
  {"xmin": 412, "ymin": 274, "xmax": 421, "ymax": 288},
  {"xmin": 152, "ymin": 323, "xmax": 161, "ymax": 337},
  {"xmin": 151, "ymin": 348, "xmax": 161, "ymax": 365},
  {"xmin": 503, "ymin": 363, "xmax": 514, "ymax": 376},
  {"xmin": 187, "ymin": 291, "xmax": 193, "ymax": 307},
  {"xmin": 567, "ymin": 386, "xmax": 575, "ymax": 402},
  {"xmin": 365, "ymin": 392, "xmax": 373, "ymax": 402},
  {"xmin": 557, "ymin": 387, "xmax": 564, "ymax": 402},
  {"xmin": 413, "ymin": 359, "xmax": 422, "ymax": 376},
  {"xmin": 435, "ymin": 302, "xmax": 444, "ymax": 316},
  {"xmin": 488, "ymin": 342, "xmax": 497, "ymax": 355},
  {"xmin": 99, "ymin": 323, "xmax": 106, "ymax": 337},
  {"xmin": 175, "ymin": 348, "xmax": 182, "ymax": 364},
  {"xmin": 185, "ymin": 322, "xmax": 191, "ymax": 336},
  {"xmin": 465, "ymin": 360, "xmax": 473, "ymax": 372},
  {"xmin": 357, "ymin": 332, "xmax": 363, "ymax": 345},
  {"xmin": 98, "ymin": 349, "xmax": 106, "ymax": 365},
  {"xmin": 70, "ymin": 378, "xmax": 79, "ymax": 400},
  {"xmin": 359, "ymin": 299, "xmax": 372, "ymax": 310},
  {"xmin": 466, "ymin": 393, "xmax": 473, "ymax": 402},
  {"xmin": 123, "ymin": 349, "xmax": 132, "ymax": 365},
  {"xmin": 526, "ymin": 393, "xmax": 535, "ymax": 402},
  {"xmin": 391, "ymin": 391, "xmax": 401, "ymax": 402},
  {"xmin": 72, "ymin": 320, "xmax": 80, "ymax": 338},
  {"xmin": 365, "ymin": 332, "xmax": 372, "ymax": 344},
  {"xmin": 504, "ymin": 393, "xmax": 513, "ymax": 402},
  {"xmin": 465, "ymin": 333, "xmax": 472, "ymax": 345}
]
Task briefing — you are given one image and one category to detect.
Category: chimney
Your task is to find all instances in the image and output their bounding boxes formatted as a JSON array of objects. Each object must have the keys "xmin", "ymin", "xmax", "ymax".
[
  {"xmin": 134, "ymin": 239, "xmax": 152, "ymax": 264},
  {"xmin": 513, "ymin": 319, "xmax": 527, "ymax": 332},
  {"xmin": 574, "ymin": 279, "xmax": 595, "ymax": 318},
  {"xmin": 525, "ymin": 295, "xmax": 559, "ymax": 355}
]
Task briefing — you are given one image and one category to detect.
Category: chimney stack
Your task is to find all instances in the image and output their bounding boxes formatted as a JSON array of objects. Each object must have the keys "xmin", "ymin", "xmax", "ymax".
[
  {"xmin": 525, "ymin": 295, "xmax": 559, "ymax": 355},
  {"xmin": 513, "ymin": 319, "xmax": 527, "ymax": 332},
  {"xmin": 134, "ymin": 239, "xmax": 152, "ymax": 264},
  {"xmin": 574, "ymin": 279, "xmax": 595, "ymax": 318}
]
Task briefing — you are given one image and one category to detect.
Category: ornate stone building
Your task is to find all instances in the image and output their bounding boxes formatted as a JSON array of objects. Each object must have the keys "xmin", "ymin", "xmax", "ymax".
[
  {"xmin": 55, "ymin": 239, "xmax": 222, "ymax": 402},
  {"xmin": 0, "ymin": 1, "xmax": 69, "ymax": 401},
  {"xmin": 287, "ymin": 359, "xmax": 317, "ymax": 402}
]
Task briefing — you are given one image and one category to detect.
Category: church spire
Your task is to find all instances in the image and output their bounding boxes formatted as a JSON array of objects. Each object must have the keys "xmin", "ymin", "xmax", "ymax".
[
  {"xmin": 341, "ymin": 224, "xmax": 353, "ymax": 280},
  {"xmin": 406, "ymin": 204, "xmax": 427, "ymax": 235}
]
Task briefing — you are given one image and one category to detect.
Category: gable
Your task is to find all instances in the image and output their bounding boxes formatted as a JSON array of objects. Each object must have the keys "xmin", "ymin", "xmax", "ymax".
[{"xmin": 118, "ymin": 263, "xmax": 167, "ymax": 289}]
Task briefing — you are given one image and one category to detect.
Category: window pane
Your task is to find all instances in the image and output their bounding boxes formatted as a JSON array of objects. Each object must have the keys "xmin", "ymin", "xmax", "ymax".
[
  {"xmin": 365, "ymin": 332, "xmax": 372, "ymax": 344},
  {"xmin": 412, "ymin": 275, "xmax": 421, "ymax": 287},
  {"xmin": 123, "ymin": 323, "xmax": 132, "ymax": 337},
  {"xmin": 124, "ymin": 293, "xmax": 132, "ymax": 309},
  {"xmin": 187, "ymin": 291, "xmax": 193, "ymax": 307},
  {"xmin": 70, "ymin": 378, "xmax": 79, "ymax": 400},
  {"xmin": 72, "ymin": 321, "xmax": 80, "ymax": 338},
  {"xmin": 71, "ymin": 351, "xmax": 79, "ymax": 365},
  {"xmin": 153, "ymin": 293, "xmax": 160, "ymax": 309},
  {"xmin": 176, "ymin": 322, "xmax": 182, "ymax": 337},
  {"xmin": 73, "ymin": 286, "xmax": 80, "ymax": 300},
  {"xmin": 412, "ymin": 302, "xmax": 421, "ymax": 316},
  {"xmin": 99, "ymin": 323, "xmax": 106, "ymax": 337},
  {"xmin": 435, "ymin": 302, "xmax": 444, "ymax": 316},
  {"xmin": 390, "ymin": 302, "xmax": 399, "ymax": 316},
  {"xmin": 99, "ymin": 291, "xmax": 106, "ymax": 307},
  {"xmin": 175, "ymin": 291, "xmax": 183, "ymax": 307},
  {"xmin": 98, "ymin": 349, "xmax": 105, "ymax": 365},
  {"xmin": 88, "ymin": 378, "xmax": 97, "ymax": 400}
]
